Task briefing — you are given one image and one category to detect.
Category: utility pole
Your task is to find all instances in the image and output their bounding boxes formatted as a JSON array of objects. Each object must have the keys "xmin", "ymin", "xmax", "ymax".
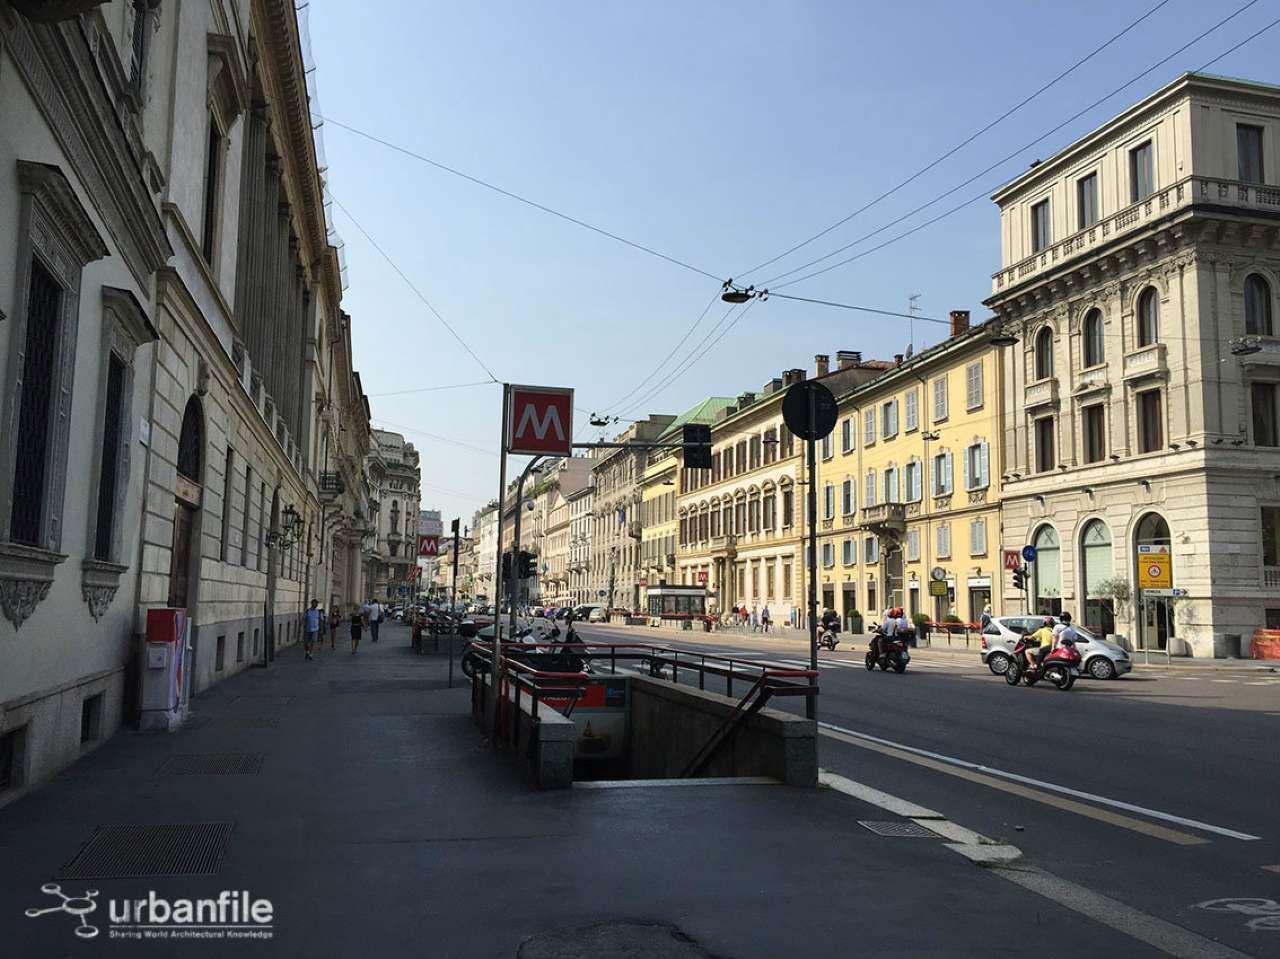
[{"xmin": 805, "ymin": 390, "xmax": 819, "ymax": 720}]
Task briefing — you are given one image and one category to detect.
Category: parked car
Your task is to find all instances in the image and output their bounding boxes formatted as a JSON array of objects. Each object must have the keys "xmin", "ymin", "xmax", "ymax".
[
  {"xmin": 586, "ymin": 606, "xmax": 608, "ymax": 623},
  {"xmin": 980, "ymin": 616, "xmax": 1132, "ymax": 680}
]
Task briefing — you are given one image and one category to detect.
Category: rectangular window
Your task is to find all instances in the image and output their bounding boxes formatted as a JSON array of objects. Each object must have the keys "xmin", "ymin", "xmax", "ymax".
[
  {"xmin": 933, "ymin": 375, "xmax": 949, "ymax": 422},
  {"xmin": 80, "ymin": 693, "xmax": 103, "ymax": 744},
  {"xmin": 1083, "ymin": 405, "xmax": 1106, "ymax": 463},
  {"xmin": 782, "ymin": 561, "xmax": 792, "ymax": 599},
  {"xmin": 765, "ymin": 564, "xmax": 775, "ymax": 599},
  {"xmin": 1238, "ymin": 124, "xmax": 1265, "ymax": 185},
  {"xmin": 963, "ymin": 442, "xmax": 989, "ymax": 490},
  {"xmin": 970, "ymin": 518, "xmax": 987, "ymax": 556},
  {"xmin": 1264, "ymin": 507, "xmax": 1280, "ymax": 567},
  {"xmin": 823, "ymin": 483, "xmax": 835, "ymax": 521},
  {"xmin": 864, "ymin": 470, "xmax": 877, "ymax": 508},
  {"xmin": 821, "ymin": 434, "xmax": 832, "ymax": 461},
  {"xmin": 841, "ymin": 478, "xmax": 855, "ymax": 515},
  {"xmin": 883, "ymin": 466, "xmax": 899, "ymax": 504},
  {"xmin": 841, "ymin": 418, "xmax": 853, "ymax": 453},
  {"xmin": 1137, "ymin": 390, "xmax": 1163, "ymax": 453},
  {"xmin": 215, "ymin": 635, "xmax": 226, "ymax": 671},
  {"xmin": 763, "ymin": 494, "xmax": 775, "ymax": 530},
  {"xmin": 1130, "ymin": 141, "xmax": 1153, "ymax": 202},
  {"xmin": 1035, "ymin": 417, "xmax": 1056, "ymax": 472},
  {"xmin": 782, "ymin": 489, "xmax": 794, "ymax": 527},
  {"xmin": 1031, "ymin": 198, "xmax": 1050, "ymax": 252},
  {"xmin": 241, "ymin": 465, "xmax": 254, "ymax": 566},
  {"xmin": 905, "ymin": 461, "xmax": 922, "ymax": 502},
  {"xmin": 1077, "ymin": 173, "xmax": 1099, "ymax": 228},
  {"xmin": 201, "ymin": 115, "xmax": 223, "ymax": 263},
  {"xmin": 822, "ymin": 543, "xmax": 835, "ymax": 569},
  {"xmin": 11, "ymin": 259, "xmax": 63, "ymax": 546},
  {"xmin": 882, "ymin": 400, "xmax": 898, "ymax": 439},
  {"xmin": 965, "ymin": 362, "xmax": 984, "ymax": 411},
  {"xmin": 129, "ymin": 0, "xmax": 151, "ymax": 90},
  {"xmin": 863, "ymin": 408, "xmax": 876, "ymax": 446},
  {"xmin": 750, "ymin": 435, "xmax": 761, "ymax": 469},
  {"xmin": 1253, "ymin": 383, "xmax": 1279, "ymax": 447},
  {"xmin": 906, "ymin": 528, "xmax": 920, "ymax": 562},
  {"xmin": 937, "ymin": 523, "xmax": 951, "ymax": 559},
  {"xmin": 904, "ymin": 390, "xmax": 918, "ymax": 432},
  {"xmin": 94, "ymin": 355, "xmax": 127, "ymax": 560},
  {"xmin": 932, "ymin": 451, "xmax": 953, "ymax": 496},
  {"xmin": 842, "ymin": 539, "xmax": 854, "ymax": 566},
  {"xmin": 864, "ymin": 536, "xmax": 879, "ymax": 564}
]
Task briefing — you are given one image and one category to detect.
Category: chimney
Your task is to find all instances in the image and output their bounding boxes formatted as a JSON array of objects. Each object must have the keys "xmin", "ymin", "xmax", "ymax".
[
  {"xmin": 894, "ymin": 353, "xmax": 904, "ymax": 366},
  {"xmin": 950, "ymin": 310, "xmax": 971, "ymax": 337},
  {"xmin": 836, "ymin": 350, "xmax": 862, "ymax": 369},
  {"xmin": 815, "ymin": 354, "xmax": 830, "ymax": 378},
  {"xmin": 764, "ymin": 377, "xmax": 783, "ymax": 396},
  {"xmin": 783, "ymin": 368, "xmax": 805, "ymax": 386},
  {"xmin": 738, "ymin": 391, "xmax": 756, "ymax": 407}
]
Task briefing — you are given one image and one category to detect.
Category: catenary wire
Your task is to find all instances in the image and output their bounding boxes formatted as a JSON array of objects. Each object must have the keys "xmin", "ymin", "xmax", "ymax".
[
  {"xmin": 757, "ymin": 0, "xmax": 1266, "ymax": 292},
  {"xmin": 370, "ymin": 417, "xmax": 499, "ymax": 457},
  {"xmin": 735, "ymin": 0, "xmax": 1176, "ymax": 280},
  {"xmin": 321, "ymin": 115, "xmax": 723, "ymax": 283},
  {"xmin": 334, "ymin": 197, "xmax": 501, "ymax": 383},
  {"xmin": 369, "ymin": 379, "xmax": 495, "ymax": 398}
]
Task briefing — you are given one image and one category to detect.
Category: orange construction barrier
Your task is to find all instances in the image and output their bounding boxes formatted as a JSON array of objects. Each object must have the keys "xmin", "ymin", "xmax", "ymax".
[{"xmin": 1250, "ymin": 629, "xmax": 1280, "ymax": 660}]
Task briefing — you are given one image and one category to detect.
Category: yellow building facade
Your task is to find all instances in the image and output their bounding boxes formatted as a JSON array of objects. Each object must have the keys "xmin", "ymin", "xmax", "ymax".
[{"xmin": 815, "ymin": 315, "xmax": 1006, "ymax": 626}]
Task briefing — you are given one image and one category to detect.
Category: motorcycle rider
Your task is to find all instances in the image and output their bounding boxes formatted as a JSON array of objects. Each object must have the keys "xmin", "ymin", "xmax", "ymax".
[
  {"xmin": 1024, "ymin": 616, "xmax": 1055, "ymax": 671},
  {"xmin": 820, "ymin": 608, "xmax": 841, "ymax": 647},
  {"xmin": 1039, "ymin": 611, "xmax": 1078, "ymax": 666},
  {"xmin": 870, "ymin": 607, "xmax": 900, "ymax": 662}
]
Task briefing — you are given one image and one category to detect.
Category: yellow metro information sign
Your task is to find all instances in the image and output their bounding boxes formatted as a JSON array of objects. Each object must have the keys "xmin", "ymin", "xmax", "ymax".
[{"xmin": 1137, "ymin": 545, "xmax": 1172, "ymax": 589}]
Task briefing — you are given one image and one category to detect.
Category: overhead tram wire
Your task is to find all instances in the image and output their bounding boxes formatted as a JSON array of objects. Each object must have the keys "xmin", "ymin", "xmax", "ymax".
[
  {"xmin": 370, "ymin": 417, "xmax": 499, "ymax": 457},
  {"xmin": 755, "ymin": 0, "xmax": 1267, "ymax": 293},
  {"xmin": 734, "ymin": 0, "xmax": 1176, "ymax": 281},
  {"xmin": 321, "ymin": 115, "xmax": 723, "ymax": 283},
  {"xmin": 333, "ymin": 197, "xmax": 501, "ymax": 383},
  {"xmin": 369, "ymin": 379, "xmax": 495, "ymax": 398}
]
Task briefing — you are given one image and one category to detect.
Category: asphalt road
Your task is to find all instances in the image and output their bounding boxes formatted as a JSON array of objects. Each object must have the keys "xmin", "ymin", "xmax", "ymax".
[{"xmin": 570, "ymin": 622, "xmax": 1280, "ymax": 957}]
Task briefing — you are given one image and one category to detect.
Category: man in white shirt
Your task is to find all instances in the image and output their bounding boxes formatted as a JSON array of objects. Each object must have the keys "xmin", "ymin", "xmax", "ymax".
[{"xmin": 367, "ymin": 598, "xmax": 384, "ymax": 643}]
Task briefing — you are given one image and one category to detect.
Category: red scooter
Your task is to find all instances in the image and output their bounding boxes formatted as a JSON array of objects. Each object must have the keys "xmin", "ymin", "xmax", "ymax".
[{"xmin": 1004, "ymin": 635, "xmax": 1081, "ymax": 690}]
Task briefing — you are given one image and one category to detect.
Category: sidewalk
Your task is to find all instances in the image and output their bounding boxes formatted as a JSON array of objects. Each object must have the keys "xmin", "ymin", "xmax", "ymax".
[{"xmin": 2, "ymin": 623, "xmax": 1152, "ymax": 956}]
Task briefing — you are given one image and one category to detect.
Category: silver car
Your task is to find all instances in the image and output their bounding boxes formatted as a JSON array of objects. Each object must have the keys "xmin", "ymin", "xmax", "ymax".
[{"xmin": 980, "ymin": 616, "xmax": 1132, "ymax": 680}]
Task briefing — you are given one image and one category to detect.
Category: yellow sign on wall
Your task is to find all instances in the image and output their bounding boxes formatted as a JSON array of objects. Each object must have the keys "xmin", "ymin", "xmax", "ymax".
[{"xmin": 1137, "ymin": 545, "xmax": 1172, "ymax": 589}]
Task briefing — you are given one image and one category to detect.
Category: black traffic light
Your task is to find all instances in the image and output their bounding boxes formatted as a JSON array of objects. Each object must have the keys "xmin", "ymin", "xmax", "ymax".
[
  {"xmin": 519, "ymin": 551, "xmax": 537, "ymax": 578},
  {"xmin": 451, "ymin": 518, "xmax": 460, "ymax": 535},
  {"xmin": 1012, "ymin": 566, "xmax": 1026, "ymax": 591},
  {"xmin": 683, "ymin": 423, "xmax": 712, "ymax": 470},
  {"xmin": 501, "ymin": 552, "xmax": 512, "ymax": 580}
]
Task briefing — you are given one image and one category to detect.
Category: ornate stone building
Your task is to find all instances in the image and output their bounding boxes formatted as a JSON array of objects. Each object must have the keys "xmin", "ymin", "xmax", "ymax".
[
  {"xmin": 0, "ymin": 0, "xmax": 370, "ymax": 801},
  {"xmin": 366, "ymin": 429, "xmax": 420, "ymax": 602},
  {"xmin": 988, "ymin": 72, "xmax": 1280, "ymax": 656}
]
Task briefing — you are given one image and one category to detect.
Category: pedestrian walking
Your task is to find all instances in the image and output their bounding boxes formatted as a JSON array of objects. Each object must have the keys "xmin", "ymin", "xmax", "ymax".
[
  {"xmin": 367, "ymin": 598, "xmax": 383, "ymax": 643},
  {"xmin": 750, "ymin": 607, "xmax": 758, "ymax": 632},
  {"xmin": 303, "ymin": 599, "xmax": 321, "ymax": 660},
  {"xmin": 349, "ymin": 603, "xmax": 363, "ymax": 654},
  {"xmin": 328, "ymin": 604, "xmax": 341, "ymax": 650},
  {"xmin": 761, "ymin": 605, "xmax": 771, "ymax": 633},
  {"xmin": 979, "ymin": 603, "xmax": 993, "ymax": 630}
]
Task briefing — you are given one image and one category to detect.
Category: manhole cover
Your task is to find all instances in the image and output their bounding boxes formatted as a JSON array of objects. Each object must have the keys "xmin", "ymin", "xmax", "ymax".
[
  {"xmin": 158, "ymin": 752, "xmax": 265, "ymax": 775},
  {"xmin": 857, "ymin": 820, "xmax": 940, "ymax": 838},
  {"xmin": 60, "ymin": 822, "xmax": 234, "ymax": 879}
]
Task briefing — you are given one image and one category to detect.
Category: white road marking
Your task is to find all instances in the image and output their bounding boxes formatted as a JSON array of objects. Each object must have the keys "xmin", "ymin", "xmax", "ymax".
[
  {"xmin": 818, "ymin": 720, "xmax": 1261, "ymax": 841},
  {"xmin": 818, "ymin": 769, "xmax": 944, "ymax": 819}
]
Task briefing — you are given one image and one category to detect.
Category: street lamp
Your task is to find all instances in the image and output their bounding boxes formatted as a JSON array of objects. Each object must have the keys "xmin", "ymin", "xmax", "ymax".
[{"xmin": 266, "ymin": 504, "xmax": 304, "ymax": 550}]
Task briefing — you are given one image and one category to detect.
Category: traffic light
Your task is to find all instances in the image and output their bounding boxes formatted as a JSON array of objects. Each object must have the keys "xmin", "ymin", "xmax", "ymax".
[
  {"xmin": 519, "ymin": 551, "xmax": 537, "ymax": 578},
  {"xmin": 501, "ymin": 552, "xmax": 512, "ymax": 580},
  {"xmin": 683, "ymin": 423, "xmax": 712, "ymax": 470},
  {"xmin": 1012, "ymin": 566, "xmax": 1026, "ymax": 591}
]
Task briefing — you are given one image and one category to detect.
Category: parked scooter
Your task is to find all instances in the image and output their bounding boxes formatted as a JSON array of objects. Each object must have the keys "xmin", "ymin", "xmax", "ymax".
[{"xmin": 1004, "ymin": 634, "xmax": 1082, "ymax": 690}]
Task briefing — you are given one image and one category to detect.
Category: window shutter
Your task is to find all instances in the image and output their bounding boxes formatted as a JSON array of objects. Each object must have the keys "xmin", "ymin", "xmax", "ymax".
[
  {"xmin": 963, "ymin": 447, "xmax": 972, "ymax": 491},
  {"xmin": 905, "ymin": 391, "xmax": 917, "ymax": 431},
  {"xmin": 944, "ymin": 452, "xmax": 953, "ymax": 494},
  {"xmin": 980, "ymin": 442, "xmax": 989, "ymax": 488},
  {"xmin": 864, "ymin": 408, "xmax": 875, "ymax": 445}
]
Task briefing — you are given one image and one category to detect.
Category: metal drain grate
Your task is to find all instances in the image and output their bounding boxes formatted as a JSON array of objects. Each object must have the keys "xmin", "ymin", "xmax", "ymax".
[
  {"xmin": 857, "ymin": 820, "xmax": 940, "ymax": 838},
  {"xmin": 158, "ymin": 752, "xmax": 265, "ymax": 775},
  {"xmin": 60, "ymin": 822, "xmax": 234, "ymax": 878}
]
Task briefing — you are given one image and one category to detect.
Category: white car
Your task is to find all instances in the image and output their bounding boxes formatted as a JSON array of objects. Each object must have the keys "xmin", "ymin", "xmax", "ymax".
[
  {"xmin": 585, "ymin": 606, "xmax": 608, "ymax": 623},
  {"xmin": 980, "ymin": 615, "xmax": 1132, "ymax": 680}
]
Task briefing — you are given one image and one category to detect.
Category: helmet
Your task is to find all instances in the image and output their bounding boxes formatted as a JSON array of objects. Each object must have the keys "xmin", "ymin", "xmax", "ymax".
[
  {"xmin": 1059, "ymin": 611, "xmax": 1072, "ymax": 623},
  {"xmin": 893, "ymin": 608, "xmax": 903, "ymax": 618}
]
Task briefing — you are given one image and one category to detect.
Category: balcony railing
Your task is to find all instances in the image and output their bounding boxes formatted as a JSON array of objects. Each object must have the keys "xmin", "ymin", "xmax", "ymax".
[
  {"xmin": 860, "ymin": 502, "xmax": 905, "ymax": 533},
  {"xmin": 1265, "ymin": 567, "xmax": 1280, "ymax": 589},
  {"xmin": 319, "ymin": 472, "xmax": 344, "ymax": 500},
  {"xmin": 1024, "ymin": 379, "xmax": 1058, "ymax": 410},
  {"xmin": 1122, "ymin": 343, "xmax": 1167, "ymax": 382},
  {"xmin": 993, "ymin": 176, "xmax": 1280, "ymax": 294}
]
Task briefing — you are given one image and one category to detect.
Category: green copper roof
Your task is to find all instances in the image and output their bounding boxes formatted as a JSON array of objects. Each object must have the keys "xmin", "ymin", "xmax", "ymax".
[{"xmin": 657, "ymin": 396, "xmax": 735, "ymax": 440}]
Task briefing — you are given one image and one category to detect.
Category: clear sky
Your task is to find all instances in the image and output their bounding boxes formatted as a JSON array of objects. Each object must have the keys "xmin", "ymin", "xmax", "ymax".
[{"xmin": 306, "ymin": 0, "xmax": 1279, "ymax": 525}]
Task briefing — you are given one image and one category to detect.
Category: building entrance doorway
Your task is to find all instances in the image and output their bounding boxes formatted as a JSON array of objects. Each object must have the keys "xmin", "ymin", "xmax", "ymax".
[{"xmin": 1135, "ymin": 513, "xmax": 1174, "ymax": 651}]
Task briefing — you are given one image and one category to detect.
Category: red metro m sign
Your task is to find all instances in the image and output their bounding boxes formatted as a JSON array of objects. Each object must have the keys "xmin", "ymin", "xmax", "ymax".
[{"xmin": 506, "ymin": 385, "xmax": 573, "ymax": 457}]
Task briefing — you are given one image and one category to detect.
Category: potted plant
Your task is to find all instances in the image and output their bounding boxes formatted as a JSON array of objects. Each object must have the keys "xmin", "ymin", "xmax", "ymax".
[
  {"xmin": 911, "ymin": 612, "xmax": 931, "ymax": 644},
  {"xmin": 846, "ymin": 608, "xmax": 864, "ymax": 634},
  {"xmin": 1089, "ymin": 577, "xmax": 1130, "ymax": 643}
]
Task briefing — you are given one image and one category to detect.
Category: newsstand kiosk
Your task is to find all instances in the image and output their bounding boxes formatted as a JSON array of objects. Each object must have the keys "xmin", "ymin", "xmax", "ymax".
[{"xmin": 140, "ymin": 607, "xmax": 190, "ymax": 731}]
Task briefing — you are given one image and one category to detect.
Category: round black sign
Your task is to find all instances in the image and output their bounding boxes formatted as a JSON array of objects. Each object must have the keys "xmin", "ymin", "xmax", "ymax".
[{"xmin": 782, "ymin": 380, "xmax": 838, "ymax": 441}]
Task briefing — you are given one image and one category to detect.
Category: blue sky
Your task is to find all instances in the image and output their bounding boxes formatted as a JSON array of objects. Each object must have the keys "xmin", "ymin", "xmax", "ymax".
[{"xmin": 307, "ymin": 0, "xmax": 1279, "ymax": 524}]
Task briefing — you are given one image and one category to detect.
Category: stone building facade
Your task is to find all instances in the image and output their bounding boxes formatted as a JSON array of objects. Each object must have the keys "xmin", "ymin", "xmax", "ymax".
[
  {"xmin": 567, "ymin": 479, "xmax": 593, "ymax": 605},
  {"xmin": 0, "ymin": 0, "xmax": 371, "ymax": 801},
  {"xmin": 987, "ymin": 72, "xmax": 1280, "ymax": 656},
  {"xmin": 366, "ymin": 429, "xmax": 419, "ymax": 602}
]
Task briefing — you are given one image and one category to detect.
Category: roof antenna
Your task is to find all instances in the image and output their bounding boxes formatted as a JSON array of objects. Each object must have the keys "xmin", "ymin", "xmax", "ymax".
[{"xmin": 908, "ymin": 293, "xmax": 921, "ymax": 355}]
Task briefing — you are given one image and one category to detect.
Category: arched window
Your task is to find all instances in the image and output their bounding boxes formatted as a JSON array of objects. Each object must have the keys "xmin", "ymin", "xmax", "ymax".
[
  {"xmin": 1082, "ymin": 309, "xmax": 1104, "ymax": 368},
  {"xmin": 1137, "ymin": 287, "xmax": 1159, "ymax": 347},
  {"xmin": 177, "ymin": 397, "xmax": 204, "ymax": 483},
  {"xmin": 1080, "ymin": 519, "xmax": 1115, "ymax": 636},
  {"xmin": 1034, "ymin": 327, "xmax": 1054, "ymax": 380},
  {"xmin": 1245, "ymin": 274, "xmax": 1273, "ymax": 336},
  {"xmin": 1134, "ymin": 512, "xmax": 1174, "ymax": 651},
  {"xmin": 1031, "ymin": 525, "xmax": 1061, "ymax": 616}
]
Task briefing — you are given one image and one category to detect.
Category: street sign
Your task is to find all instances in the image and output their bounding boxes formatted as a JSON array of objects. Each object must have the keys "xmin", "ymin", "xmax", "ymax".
[
  {"xmin": 1022, "ymin": 545, "xmax": 1038, "ymax": 563},
  {"xmin": 1137, "ymin": 545, "xmax": 1172, "ymax": 589},
  {"xmin": 697, "ymin": 571, "xmax": 708, "ymax": 585},
  {"xmin": 781, "ymin": 380, "xmax": 838, "ymax": 441},
  {"xmin": 1142, "ymin": 588, "xmax": 1176, "ymax": 597},
  {"xmin": 597, "ymin": 590, "xmax": 607, "ymax": 597},
  {"xmin": 1003, "ymin": 549, "xmax": 1022, "ymax": 571},
  {"xmin": 507, "ymin": 384, "xmax": 574, "ymax": 456},
  {"xmin": 639, "ymin": 577, "xmax": 648, "ymax": 587},
  {"xmin": 682, "ymin": 423, "xmax": 712, "ymax": 470},
  {"xmin": 929, "ymin": 580, "xmax": 950, "ymax": 597},
  {"xmin": 410, "ymin": 565, "xmax": 422, "ymax": 579},
  {"xmin": 930, "ymin": 566, "xmax": 947, "ymax": 582},
  {"xmin": 417, "ymin": 535, "xmax": 439, "ymax": 557}
]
